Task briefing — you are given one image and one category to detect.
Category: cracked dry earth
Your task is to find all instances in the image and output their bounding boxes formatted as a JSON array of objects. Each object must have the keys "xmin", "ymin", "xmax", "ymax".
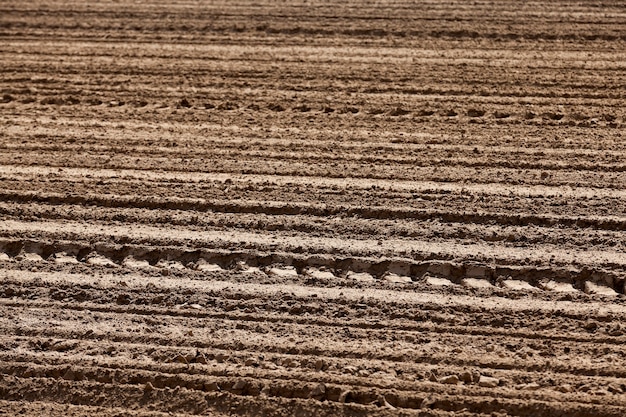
[{"xmin": 2, "ymin": 1, "xmax": 626, "ymax": 416}]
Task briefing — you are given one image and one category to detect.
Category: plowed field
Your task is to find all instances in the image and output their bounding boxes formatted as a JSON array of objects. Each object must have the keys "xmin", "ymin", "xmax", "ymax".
[{"xmin": 2, "ymin": 1, "xmax": 626, "ymax": 416}]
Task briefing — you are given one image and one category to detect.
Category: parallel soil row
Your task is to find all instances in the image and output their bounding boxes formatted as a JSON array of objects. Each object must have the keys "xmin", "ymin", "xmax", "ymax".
[{"xmin": 2, "ymin": 1, "xmax": 626, "ymax": 416}]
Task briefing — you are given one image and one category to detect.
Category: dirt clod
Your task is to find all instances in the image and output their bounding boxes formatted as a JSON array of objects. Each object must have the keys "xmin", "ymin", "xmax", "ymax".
[
  {"xmin": 478, "ymin": 376, "xmax": 500, "ymax": 388},
  {"xmin": 441, "ymin": 374, "xmax": 460, "ymax": 385}
]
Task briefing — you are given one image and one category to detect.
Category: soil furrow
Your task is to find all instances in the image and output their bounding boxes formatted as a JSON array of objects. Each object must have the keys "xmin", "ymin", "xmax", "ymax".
[{"xmin": 2, "ymin": 0, "xmax": 626, "ymax": 415}]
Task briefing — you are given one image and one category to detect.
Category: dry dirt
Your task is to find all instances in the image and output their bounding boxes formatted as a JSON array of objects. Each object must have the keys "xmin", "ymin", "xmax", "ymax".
[{"xmin": 2, "ymin": 1, "xmax": 626, "ymax": 416}]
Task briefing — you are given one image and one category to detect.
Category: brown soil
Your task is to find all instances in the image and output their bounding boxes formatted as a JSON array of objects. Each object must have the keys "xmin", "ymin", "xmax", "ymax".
[{"xmin": 2, "ymin": 1, "xmax": 626, "ymax": 416}]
